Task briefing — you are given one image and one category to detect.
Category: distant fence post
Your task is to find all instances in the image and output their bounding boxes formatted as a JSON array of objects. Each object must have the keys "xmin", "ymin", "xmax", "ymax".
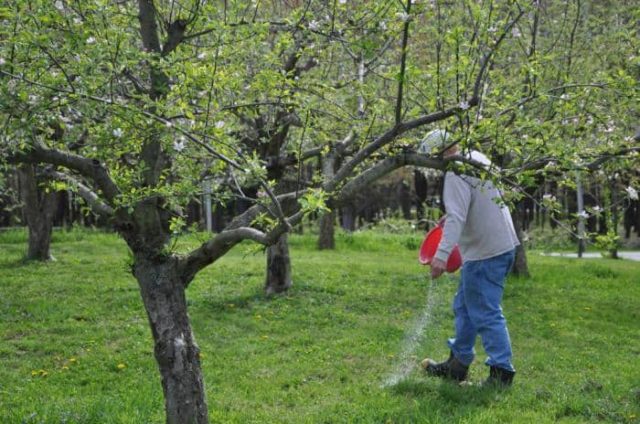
[{"xmin": 203, "ymin": 178, "xmax": 212, "ymax": 232}]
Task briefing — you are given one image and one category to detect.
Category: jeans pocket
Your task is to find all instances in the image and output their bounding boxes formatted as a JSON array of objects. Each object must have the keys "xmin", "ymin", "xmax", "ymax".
[{"xmin": 482, "ymin": 252, "xmax": 513, "ymax": 287}]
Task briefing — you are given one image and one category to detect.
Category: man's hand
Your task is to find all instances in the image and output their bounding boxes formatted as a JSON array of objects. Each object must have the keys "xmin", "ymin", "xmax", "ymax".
[{"xmin": 430, "ymin": 258, "xmax": 446, "ymax": 279}]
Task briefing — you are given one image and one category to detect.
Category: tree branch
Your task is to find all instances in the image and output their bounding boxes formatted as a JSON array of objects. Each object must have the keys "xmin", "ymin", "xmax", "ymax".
[
  {"xmin": 9, "ymin": 141, "xmax": 120, "ymax": 203},
  {"xmin": 328, "ymin": 107, "xmax": 459, "ymax": 192},
  {"xmin": 138, "ymin": 0, "xmax": 162, "ymax": 53},
  {"xmin": 43, "ymin": 169, "xmax": 115, "ymax": 217},
  {"xmin": 395, "ymin": 0, "xmax": 412, "ymax": 125},
  {"xmin": 337, "ymin": 152, "xmax": 442, "ymax": 203},
  {"xmin": 180, "ymin": 210, "xmax": 304, "ymax": 286},
  {"xmin": 472, "ymin": 10, "xmax": 526, "ymax": 104}
]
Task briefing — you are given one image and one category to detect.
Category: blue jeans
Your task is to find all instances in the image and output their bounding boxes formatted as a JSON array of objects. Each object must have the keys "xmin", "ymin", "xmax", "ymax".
[{"xmin": 447, "ymin": 249, "xmax": 516, "ymax": 372}]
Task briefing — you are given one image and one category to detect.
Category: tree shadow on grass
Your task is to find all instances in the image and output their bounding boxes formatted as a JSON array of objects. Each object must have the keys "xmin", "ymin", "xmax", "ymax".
[
  {"xmin": 195, "ymin": 286, "xmax": 280, "ymax": 314},
  {"xmin": 0, "ymin": 257, "xmax": 49, "ymax": 270}
]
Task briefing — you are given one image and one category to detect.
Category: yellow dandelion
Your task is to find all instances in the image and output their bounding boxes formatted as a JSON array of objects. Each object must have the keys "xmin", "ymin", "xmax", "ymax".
[
  {"xmin": 260, "ymin": 335, "xmax": 269, "ymax": 340},
  {"xmin": 69, "ymin": 357, "xmax": 77, "ymax": 363},
  {"xmin": 32, "ymin": 369, "xmax": 48, "ymax": 377},
  {"xmin": 61, "ymin": 366, "xmax": 69, "ymax": 371},
  {"xmin": 116, "ymin": 363, "xmax": 126, "ymax": 370}
]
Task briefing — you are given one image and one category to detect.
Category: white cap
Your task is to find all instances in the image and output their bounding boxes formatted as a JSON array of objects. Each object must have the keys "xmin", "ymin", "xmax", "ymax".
[{"xmin": 418, "ymin": 129, "xmax": 450, "ymax": 154}]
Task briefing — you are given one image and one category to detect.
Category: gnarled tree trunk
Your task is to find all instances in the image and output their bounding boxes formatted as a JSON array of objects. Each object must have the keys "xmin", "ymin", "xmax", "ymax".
[
  {"xmin": 265, "ymin": 233, "xmax": 292, "ymax": 294},
  {"xmin": 18, "ymin": 164, "xmax": 58, "ymax": 261},
  {"xmin": 133, "ymin": 257, "xmax": 208, "ymax": 424}
]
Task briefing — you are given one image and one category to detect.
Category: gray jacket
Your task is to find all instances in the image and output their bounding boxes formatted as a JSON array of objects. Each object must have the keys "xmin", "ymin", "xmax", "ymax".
[{"xmin": 435, "ymin": 171, "xmax": 520, "ymax": 263}]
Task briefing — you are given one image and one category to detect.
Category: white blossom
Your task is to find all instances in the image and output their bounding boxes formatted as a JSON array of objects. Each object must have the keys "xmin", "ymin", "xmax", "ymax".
[
  {"xmin": 86, "ymin": 37, "xmax": 96, "ymax": 44},
  {"xmin": 165, "ymin": 121, "xmax": 173, "ymax": 128},
  {"xmin": 339, "ymin": 0, "xmax": 346, "ymax": 4},
  {"xmin": 626, "ymin": 186, "xmax": 639, "ymax": 201},
  {"xmin": 560, "ymin": 93, "xmax": 569, "ymax": 100},
  {"xmin": 197, "ymin": 52, "xmax": 207, "ymax": 60},
  {"xmin": 577, "ymin": 210, "xmax": 589, "ymax": 219},
  {"xmin": 7, "ymin": 80, "xmax": 17, "ymax": 94},
  {"xmin": 112, "ymin": 128, "xmax": 123, "ymax": 138},
  {"xmin": 511, "ymin": 27, "xmax": 521, "ymax": 37},
  {"xmin": 487, "ymin": 26, "xmax": 497, "ymax": 33},
  {"xmin": 542, "ymin": 193, "xmax": 556, "ymax": 202},
  {"xmin": 308, "ymin": 20, "xmax": 320, "ymax": 31},
  {"xmin": 215, "ymin": 120, "xmax": 225, "ymax": 129},
  {"xmin": 458, "ymin": 100, "xmax": 470, "ymax": 110},
  {"xmin": 396, "ymin": 12, "xmax": 411, "ymax": 23},
  {"xmin": 0, "ymin": 57, "xmax": 5, "ymax": 66},
  {"xmin": 173, "ymin": 138, "xmax": 186, "ymax": 152},
  {"xmin": 54, "ymin": 1, "xmax": 64, "ymax": 11},
  {"xmin": 592, "ymin": 206, "xmax": 602, "ymax": 213},
  {"xmin": 379, "ymin": 21, "xmax": 387, "ymax": 30}
]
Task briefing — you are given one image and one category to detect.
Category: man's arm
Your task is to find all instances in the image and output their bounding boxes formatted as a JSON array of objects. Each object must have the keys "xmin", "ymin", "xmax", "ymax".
[{"xmin": 435, "ymin": 173, "xmax": 471, "ymax": 263}]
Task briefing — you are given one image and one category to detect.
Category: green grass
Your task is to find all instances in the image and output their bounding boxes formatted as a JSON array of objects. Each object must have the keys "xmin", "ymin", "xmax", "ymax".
[{"xmin": 0, "ymin": 228, "xmax": 639, "ymax": 423}]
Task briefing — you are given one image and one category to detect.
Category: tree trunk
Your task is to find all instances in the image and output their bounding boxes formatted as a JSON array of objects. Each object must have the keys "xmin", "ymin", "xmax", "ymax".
[
  {"xmin": 318, "ymin": 210, "xmax": 335, "ymax": 250},
  {"xmin": 133, "ymin": 257, "xmax": 208, "ymax": 424},
  {"xmin": 576, "ymin": 172, "xmax": 586, "ymax": 258},
  {"xmin": 265, "ymin": 233, "xmax": 292, "ymax": 295},
  {"xmin": 510, "ymin": 210, "xmax": 530, "ymax": 277},
  {"xmin": 319, "ymin": 152, "xmax": 336, "ymax": 250},
  {"xmin": 341, "ymin": 204, "xmax": 356, "ymax": 232},
  {"xmin": 18, "ymin": 164, "xmax": 57, "ymax": 261},
  {"xmin": 609, "ymin": 178, "xmax": 619, "ymax": 259}
]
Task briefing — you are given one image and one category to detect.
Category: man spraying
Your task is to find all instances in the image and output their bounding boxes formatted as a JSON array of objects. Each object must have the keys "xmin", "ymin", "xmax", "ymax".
[{"xmin": 419, "ymin": 129, "xmax": 520, "ymax": 386}]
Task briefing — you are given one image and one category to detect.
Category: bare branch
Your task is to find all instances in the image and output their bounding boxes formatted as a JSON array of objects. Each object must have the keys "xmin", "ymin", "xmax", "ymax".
[
  {"xmin": 43, "ymin": 169, "xmax": 115, "ymax": 217},
  {"xmin": 472, "ymin": 10, "xmax": 526, "ymax": 104},
  {"xmin": 180, "ymin": 210, "xmax": 303, "ymax": 285},
  {"xmin": 138, "ymin": 0, "xmax": 162, "ymax": 53},
  {"xmin": 328, "ymin": 107, "xmax": 460, "ymax": 192},
  {"xmin": 395, "ymin": 0, "xmax": 412, "ymax": 125},
  {"xmin": 9, "ymin": 141, "xmax": 120, "ymax": 203},
  {"xmin": 337, "ymin": 152, "xmax": 442, "ymax": 203}
]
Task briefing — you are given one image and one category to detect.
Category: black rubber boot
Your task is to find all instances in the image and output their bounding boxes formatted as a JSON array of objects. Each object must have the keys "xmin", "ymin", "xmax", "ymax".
[
  {"xmin": 421, "ymin": 351, "xmax": 469, "ymax": 382},
  {"xmin": 483, "ymin": 366, "xmax": 515, "ymax": 387}
]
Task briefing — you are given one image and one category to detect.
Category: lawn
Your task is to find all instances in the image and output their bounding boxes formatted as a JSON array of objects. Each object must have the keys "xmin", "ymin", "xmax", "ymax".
[{"xmin": 0, "ymin": 228, "xmax": 638, "ymax": 423}]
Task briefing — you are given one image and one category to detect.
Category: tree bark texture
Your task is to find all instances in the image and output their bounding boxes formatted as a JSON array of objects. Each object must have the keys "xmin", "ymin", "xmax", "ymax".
[
  {"xmin": 133, "ymin": 258, "xmax": 208, "ymax": 424},
  {"xmin": 264, "ymin": 233, "xmax": 292, "ymax": 295},
  {"xmin": 18, "ymin": 164, "xmax": 58, "ymax": 261},
  {"xmin": 318, "ymin": 210, "xmax": 336, "ymax": 250},
  {"xmin": 319, "ymin": 152, "xmax": 337, "ymax": 250},
  {"xmin": 341, "ymin": 204, "xmax": 356, "ymax": 232},
  {"xmin": 510, "ymin": 210, "xmax": 530, "ymax": 277}
]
